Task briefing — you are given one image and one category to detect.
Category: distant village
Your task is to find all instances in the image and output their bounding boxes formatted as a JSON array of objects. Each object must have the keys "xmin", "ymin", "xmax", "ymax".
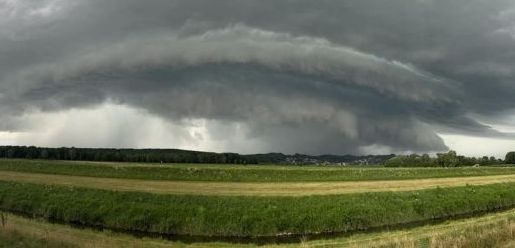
[{"xmin": 282, "ymin": 154, "xmax": 395, "ymax": 166}]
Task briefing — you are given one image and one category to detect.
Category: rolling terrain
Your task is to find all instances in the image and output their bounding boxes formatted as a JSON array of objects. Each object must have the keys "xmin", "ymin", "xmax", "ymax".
[{"xmin": 0, "ymin": 159, "xmax": 514, "ymax": 247}]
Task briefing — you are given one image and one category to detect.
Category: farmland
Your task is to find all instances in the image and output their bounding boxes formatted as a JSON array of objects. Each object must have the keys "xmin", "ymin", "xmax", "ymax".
[
  {"xmin": 2, "ymin": 208, "xmax": 515, "ymax": 247},
  {"xmin": 1, "ymin": 171, "xmax": 515, "ymax": 196},
  {"xmin": 1, "ymin": 159, "xmax": 515, "ymax": 182},
  {"xmin": 0, "ymin": 159, "xmax": 514, "ymax": 247}
]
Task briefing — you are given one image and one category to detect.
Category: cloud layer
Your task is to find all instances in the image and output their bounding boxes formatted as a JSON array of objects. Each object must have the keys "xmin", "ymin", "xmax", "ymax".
[{"xmin": 1, "ymin": 0, "xmax": 515, "ymax": 154}]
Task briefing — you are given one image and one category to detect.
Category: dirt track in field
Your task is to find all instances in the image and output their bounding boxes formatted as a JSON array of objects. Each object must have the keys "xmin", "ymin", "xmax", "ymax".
[{"xmin": 0, "ymin": 170, "xmax": 514, "ymax": 196}]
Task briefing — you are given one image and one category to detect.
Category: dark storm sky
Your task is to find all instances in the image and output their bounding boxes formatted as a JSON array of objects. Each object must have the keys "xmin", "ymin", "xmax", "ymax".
[{"xmin": 1, "ymin": 0, "xmax": 515, "ymax": 155}]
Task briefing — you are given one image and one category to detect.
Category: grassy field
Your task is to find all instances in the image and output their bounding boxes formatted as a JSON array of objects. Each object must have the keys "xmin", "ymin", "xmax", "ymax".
[
  {"xmin": 1, "ymin": 170, "xmax": 515, "ymax": 196},
  {"xmin": 1, "ymin": 159, "xmax": 515, "ymax": 182},
  {"xmin": 2, "ymin": 159, "xmax": 515, "ymax": 247},
  {"xmin": 1, "ymin": 181, "xmax": 515, "ymax": 237},
  {"xmin": 1, "ymin": 208, "xmax": 515, "ymax": 248},
  {"xmin": 0, "ymin": 229, "xmax": 76, "ymax": 248}
]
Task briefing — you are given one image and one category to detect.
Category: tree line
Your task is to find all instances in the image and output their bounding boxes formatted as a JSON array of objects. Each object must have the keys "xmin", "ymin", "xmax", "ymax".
[
  {"xmin": 385, "ymin": 150, "xmax": 513, "ymax": 167},
  {"xmin": 0, "ymin": 146, "xmax": 257, "ymax": 164},
  {"xmin": 1, "ymin": 146, "xmax": 513, "ymax": 166},
  {"xmin": 0, "ymin": 146, "xmax": 395, "ymax": 165},
  {"xmin": 506, "ymin": 152, "xmax": 515, "ymax": 164}
]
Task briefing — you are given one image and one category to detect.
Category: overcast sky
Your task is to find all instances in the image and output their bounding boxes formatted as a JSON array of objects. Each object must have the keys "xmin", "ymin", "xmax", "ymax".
[{"xmin": 1, "ymin": 0, "xmax": 515, "ymax": 157}]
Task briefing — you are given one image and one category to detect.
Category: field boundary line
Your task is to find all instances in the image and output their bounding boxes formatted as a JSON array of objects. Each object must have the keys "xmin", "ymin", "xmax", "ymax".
[{"xmin": 1, "ymin": 171, "xmax": 515, "ymax": 196}]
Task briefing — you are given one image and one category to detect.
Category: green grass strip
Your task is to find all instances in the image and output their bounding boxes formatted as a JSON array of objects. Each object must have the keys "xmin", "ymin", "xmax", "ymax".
[
  {"xmin": 0, "ymin": 181, "xmax": 515, "ymax": 237},
  {"xmin": 1, "ymin": 159, "xmax": 515, "ymax": 182}
]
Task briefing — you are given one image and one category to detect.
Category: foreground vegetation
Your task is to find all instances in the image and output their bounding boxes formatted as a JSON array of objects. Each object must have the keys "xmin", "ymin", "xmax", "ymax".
[
  {"xmin": 1, "ymin": 181, "xmax": 515, "ymax": 237},
  {"xmin": 1, "ymin": 207, "xmax": 515, "ymax": 247},
  {"xmin": 1, "ymin": 159, "xmax": 515, "ymax": 182},
  {"xmin": 2, "ymin": 158, "xmax": 515, "ymax": 247}
]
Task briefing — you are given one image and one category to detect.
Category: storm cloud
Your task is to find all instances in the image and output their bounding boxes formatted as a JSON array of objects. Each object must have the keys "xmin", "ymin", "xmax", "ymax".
[{"xmin": 1, "ymin": 0, "xmax": 515, "ymax": 154}]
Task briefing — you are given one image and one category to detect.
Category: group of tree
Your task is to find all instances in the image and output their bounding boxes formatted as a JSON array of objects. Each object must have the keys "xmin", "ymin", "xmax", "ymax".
[
  {"xmin": 506, "ymin": 152, "xmax": 515, "ymax": 164},
  {"xmin": 0, "ymin": 146, "xmax": 257, "ymax": 164},
  {"xmin": 2, "ymin": 146, "xmax": 513, "ymax": 166},
  {"xmin": 385, "ymin": 150, "xmax": 508, "ymax": 167},
  {"xmin": 0, "ymin": 146, "xmax": 396, "ymax": 165}
]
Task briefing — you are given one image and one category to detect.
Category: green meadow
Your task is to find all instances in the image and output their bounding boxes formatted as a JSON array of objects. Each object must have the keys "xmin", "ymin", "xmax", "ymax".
[
  {"xmin": 0, "ymin": 159, "xmax": 514, "ymax": 182},
  {"xmin": 0, "ymin": 159, "xmax": 514, "ymax": 247}
]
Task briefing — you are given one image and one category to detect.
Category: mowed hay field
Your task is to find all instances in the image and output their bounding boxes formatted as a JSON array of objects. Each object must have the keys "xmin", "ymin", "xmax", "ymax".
[
  {"xmin": 2, "ymin": 159, "xmax": 515, "ymax": 182},
  {"xmin": 0, "ymin": 159, "xmax": 515, "ymax": 247}
]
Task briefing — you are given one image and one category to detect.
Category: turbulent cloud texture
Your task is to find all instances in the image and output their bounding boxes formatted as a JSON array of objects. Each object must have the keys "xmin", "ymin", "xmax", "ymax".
[{"xmin": 1, "ymin": 0, "xmax": 515, "ymax": 154}]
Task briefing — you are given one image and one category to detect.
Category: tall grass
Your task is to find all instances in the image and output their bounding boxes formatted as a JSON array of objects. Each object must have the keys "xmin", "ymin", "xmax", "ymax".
[
  {"xmin": 0, "ymin": 230, "xmax": 76, "ymax": 248},
  {"xmin": 349, "ymin": 216, "xmax": 515, "ymax": 248},
  {"xmin": 429, "ymin": 219, "xmax": 515, "ymax": 248},
  {"xmin": 0, "ymin": 212, "xmax": 76, "ymax": 248},
  {"xmin": 0, "ymin": 159, "xmax": 514, "ymax": 182},
  {"xmin": 0, "ymin": 181, "xmax": 515, "ymax": 237}
]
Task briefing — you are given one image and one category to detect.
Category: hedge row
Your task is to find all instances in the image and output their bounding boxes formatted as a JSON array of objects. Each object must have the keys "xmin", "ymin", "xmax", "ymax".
[{"xmin": 0, "ymin": 181, "xmax": 514, "ymax": 237}]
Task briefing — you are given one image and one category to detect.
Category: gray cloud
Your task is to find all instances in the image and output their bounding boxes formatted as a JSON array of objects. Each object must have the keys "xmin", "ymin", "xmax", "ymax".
[{"xmin": 1, "ymin": 0, "xmax": 515, "ymax": 154}]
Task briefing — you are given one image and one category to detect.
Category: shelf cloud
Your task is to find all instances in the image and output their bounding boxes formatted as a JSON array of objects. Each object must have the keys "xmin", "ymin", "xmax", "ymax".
[{"xmin": 2, "ymin": 0, "xmax": 515, "ymax": 154}]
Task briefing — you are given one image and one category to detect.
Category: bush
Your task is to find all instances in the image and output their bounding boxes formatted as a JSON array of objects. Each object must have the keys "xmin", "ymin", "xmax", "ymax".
[{"xmin": 506, "ymin": 152, "xmax": 515, "ymax": 164}]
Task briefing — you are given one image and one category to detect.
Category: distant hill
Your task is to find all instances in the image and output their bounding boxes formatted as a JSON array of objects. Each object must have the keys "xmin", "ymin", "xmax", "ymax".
[
  {"xmin": 0, "ymin": 146, "xmax": 394, "ymax": 165},
  {"xmin": 246, "ymin": 153, "xmax": 395, "ymax": 165}
]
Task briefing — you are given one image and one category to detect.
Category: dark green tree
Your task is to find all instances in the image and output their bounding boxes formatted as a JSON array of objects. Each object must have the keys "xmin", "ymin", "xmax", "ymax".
[
  {"xmin": 436, "ymin": 150, "xmax": 459, "ymax": 167},
  {"xmin": 506, "ymin": 152, "xmax": 515, "ymax": 164}
]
